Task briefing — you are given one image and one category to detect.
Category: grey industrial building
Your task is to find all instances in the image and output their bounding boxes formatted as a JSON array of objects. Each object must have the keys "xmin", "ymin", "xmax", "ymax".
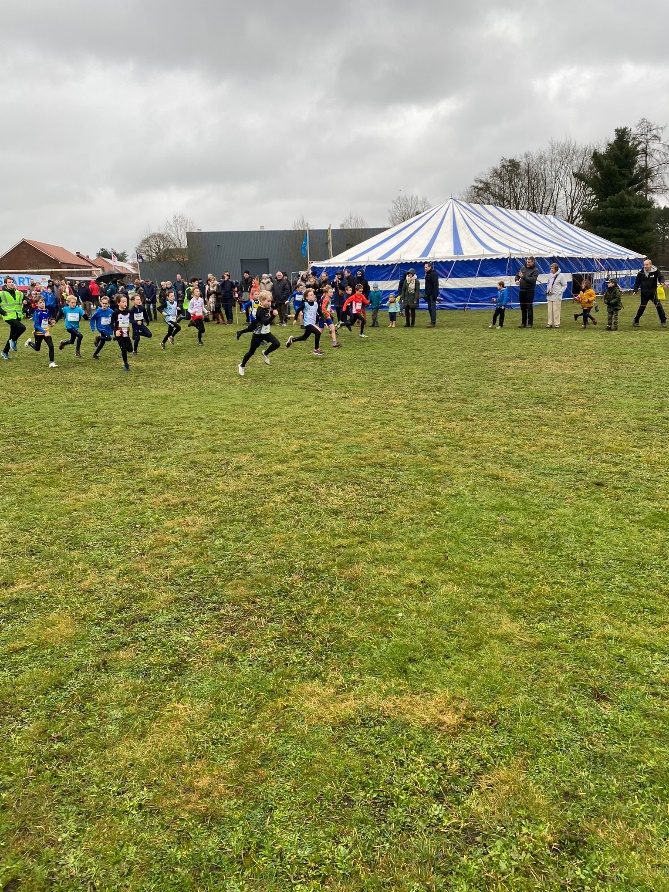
[{"xmin": 138, "ymin": 226, "xmax": 385, "ymax": 284}]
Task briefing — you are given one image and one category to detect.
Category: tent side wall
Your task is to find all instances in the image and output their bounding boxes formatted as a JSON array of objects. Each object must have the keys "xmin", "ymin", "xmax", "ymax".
[{"xmin": 311, "ymin": 256, "xmax": 644, "ymax": 310}]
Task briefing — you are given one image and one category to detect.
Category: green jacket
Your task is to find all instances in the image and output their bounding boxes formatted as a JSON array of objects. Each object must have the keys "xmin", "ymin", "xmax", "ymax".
[
  {"xmin": 368, "ymin": 288, "xmax": 383, "ymax": 309},
  {"xmin": 401, "ymin": 276, "xmax": 421, "ymax": 307},
  {"xmin": 0, "ymin": 288, "xmax": 24, "ymax": 320},
  {"xmin": 603, "ymin": 286, "xmax": 623, "ymax": 311}
]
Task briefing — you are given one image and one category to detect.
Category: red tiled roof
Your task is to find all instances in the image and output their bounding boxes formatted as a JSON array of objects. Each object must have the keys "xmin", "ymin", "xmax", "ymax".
[{"xmin": 23, "ymin": 240, "xmax": 99, "ymax": 267}]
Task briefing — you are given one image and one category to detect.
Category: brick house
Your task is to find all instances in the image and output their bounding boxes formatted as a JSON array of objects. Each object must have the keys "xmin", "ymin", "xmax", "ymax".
[{"xmin": 0, "ymin": 239, "xmax": 100, "ymax": 277}]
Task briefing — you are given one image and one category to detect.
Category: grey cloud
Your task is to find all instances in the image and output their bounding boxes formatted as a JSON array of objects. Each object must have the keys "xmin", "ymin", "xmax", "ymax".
[{"xmin": 1, "ymin": 0, "xmax": 668, "ymax": 257}]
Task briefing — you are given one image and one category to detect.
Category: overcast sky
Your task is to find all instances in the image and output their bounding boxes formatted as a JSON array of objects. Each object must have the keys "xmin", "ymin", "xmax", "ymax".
[{"xmin": 2, "ymin": 0, "xmax": 668, "ymax": 258}]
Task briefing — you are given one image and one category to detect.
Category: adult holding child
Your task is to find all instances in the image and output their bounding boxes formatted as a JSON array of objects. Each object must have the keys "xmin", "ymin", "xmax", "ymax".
[{"xmin": 545, "ymin": 262, "xmax": 569, "ymax": 328}]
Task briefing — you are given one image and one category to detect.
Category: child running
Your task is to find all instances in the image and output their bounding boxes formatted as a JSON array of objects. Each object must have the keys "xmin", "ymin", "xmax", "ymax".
[
  {"xmin": 574, "ymin": 278, "xmax": 598, "ymax": 328},
  {"xmin": 90, "ymin": 296, "xmax": 115, "ymax": 360},
  {"xmin": 489, "ymin": 281, "xmax": 509, "ymax": 329},
  {"xmin": 59, "ymin": 294, "xmax": 86, "ymax": 356},
  {"xmin": 112, "ymin": 294, "xmax": 133, "ymax": 370},
  {"xmin": 187, "ymin": 287, "xmax": 206, "ymax": 346},
  {"xmin": 130, "ymin": 294, "xmax": 153, "ymax": 355},
  {"xmin": 237, "ymin": 291, "xmax": 280, "ymax": 376},
  {"xmin": 290, "ymin": 284, "xmax": 305, "ymax": 326},
  {"xmin": 160, "ymin": 295, "xmax": 182, "ymax": 349},
  {"xmin": 25, "ymin": 297, "xmax": 57, "ymax": 367},
  {"xmin": 320, "ymin": 285, "xmax": 341, "ymax": 348},
  {"xmin": 285, "ymin": 288, "xmax": 324, "ymax": 355},
  {"xmin": 342, "ymin": 284, "xmax": 371, "ymax": 337}
]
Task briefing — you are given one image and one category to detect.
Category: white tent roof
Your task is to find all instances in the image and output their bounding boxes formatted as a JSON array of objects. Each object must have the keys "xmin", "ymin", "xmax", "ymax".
[{"xmin": 317, "ymin": 199, "xmax": 644, "ymax": 266}]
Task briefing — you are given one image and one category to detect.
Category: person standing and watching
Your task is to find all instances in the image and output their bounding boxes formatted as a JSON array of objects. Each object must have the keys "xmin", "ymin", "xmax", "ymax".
[
  {"xmin": 271, "ymin": 271, "xmax": 291, "ymax": 326},
  {"xmin": 220, "ymin": 272, "xmax": 236, "ymax": 325},
  {"xmin": 545, "ymin": 262, "xmax": 568, "ymax": 328},
  {"xmin": 0, "ymin": 277, "xmax": 26, "ymax": 360},
  {"xmin": 632, "ymin": 258, "xmax": 666, "ymax": 328},
  {"xmin": 173, "ymin": 274, "xmax": 186, "ymax": 307},
  {"xmin": 515, "ymin": 256, "xmax": 539, "ymax": 328},
  {"xmin": 424, "ymin": 262, "xmax": 440, "ymax": 327},
  {"xmin": 401, "ymin": 268, "xmax": 421, "ymax": 327}
]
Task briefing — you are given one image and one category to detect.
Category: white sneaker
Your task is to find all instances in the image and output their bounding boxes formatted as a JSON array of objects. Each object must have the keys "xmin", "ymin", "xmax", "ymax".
[
  {"xmin": 238, "ymin": 364, "xmax": 245, "ymax": 376},
  {"xmin": 359, "ymin": 334, "xmax": 368, "ymax": 338},
  {"xmin": 488, "ymin": 323, "xmax": 494, "ymax": 328},
  {"xmin": 262, "ymin": 351, "xmax": 270, "ymax": 365},
  {"xmin": 495, "ymin": 325, "xmax": 501, "ymax": 329},
  {"xmin": 49, "ymin": 361, "xmax": 58, "ymax": 368},
  {"xmin": 24, "ymin": 338, "xmax": 32, "ymax": 348}
]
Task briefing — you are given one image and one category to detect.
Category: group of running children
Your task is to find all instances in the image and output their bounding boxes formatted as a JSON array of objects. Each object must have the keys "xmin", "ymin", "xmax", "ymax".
[{"xmin": 1, "ymin": 277, "xmax": 387, "ymax": 374}]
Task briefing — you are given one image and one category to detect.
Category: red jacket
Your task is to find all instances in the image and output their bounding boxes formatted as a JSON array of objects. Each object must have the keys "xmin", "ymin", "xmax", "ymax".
[{"xmin": 342, "ymin": 294, "xmax": 370, "ymax": 314}]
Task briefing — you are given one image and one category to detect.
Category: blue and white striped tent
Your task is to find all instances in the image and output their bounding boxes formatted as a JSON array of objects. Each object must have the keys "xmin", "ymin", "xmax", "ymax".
[{"xmin": 313, "ymin": 199, "xmax": 644, "ymax": 309}]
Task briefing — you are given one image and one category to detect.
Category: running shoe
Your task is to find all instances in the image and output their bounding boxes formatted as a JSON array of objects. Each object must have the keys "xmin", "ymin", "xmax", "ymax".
[
  {"xmin": 359, "ymin": 334, "xmax": 368, "ymax": 338},
  {"xmin": 313, "ymin": 349, "xmax": 324, "ymax": 356},
  {"xmin": 24, "ymin": 338, "xmax": 32, "ymax": 348},
  {"xmin": 236, "ymin": 330, "xmax": 242, "ymax": 340},
  {"xmin": 262, "ymin": 351, "xmax": 270, "ymax": 365},
  {"xmin": 75, "ymin": 351, "xmax": 82, "ymax": 358},
  {"xmin": 49, "ymin": 362, "xmax": 58, "ymax": 368},
  {"xmin": 332, "ymin": 343, "xmax": 341, "ymax": 348},
  {"xmin": 238, "ymin": 364, "xmax": 245, "ymax": 376},
  {"xmin": 94, "ymin": 335, "xmax": 100, "ymax": 346},
  {"xmin": 168, "ymin": 336, "xmax": 174, "ymax": 344},
  {"xmin": 59, "ymin": 340, "xmax": 66, "ymax": 350},
  {"xmin": 124, "ymin": 362, "xmax": 130, "ymax": 371},
  {"xmin": 9, "ymin": 340, "xmax": 17, "ymax": 352},
  {"xmin": 92, "ymin": 354, "xmax": 99, "ymax": 360},
  {"xmin": 160, "ymin": 342, "xmax": 165, "ymax": 350},
  {"xmin": 285, "ymin": 337, "xmax": 293, "ymax": 348},
  {"xmin": 1, "ymin": 352, "xmax": 9, "ymax": 360}
]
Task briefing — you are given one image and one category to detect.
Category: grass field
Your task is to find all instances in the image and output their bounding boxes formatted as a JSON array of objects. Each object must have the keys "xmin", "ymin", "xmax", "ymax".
[{"xmin": 1, "ymin": 303, "xmax": 669, "ymax": 891}]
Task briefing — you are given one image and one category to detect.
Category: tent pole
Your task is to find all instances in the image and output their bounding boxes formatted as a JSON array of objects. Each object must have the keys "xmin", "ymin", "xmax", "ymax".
[{"xmin": 465, "ymin": 258, "xmax": 483, "ymax": 312}]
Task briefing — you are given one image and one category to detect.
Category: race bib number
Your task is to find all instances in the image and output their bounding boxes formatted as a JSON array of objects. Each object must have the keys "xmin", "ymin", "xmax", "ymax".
[
  {"xmin": 66, "ymin": 312, "xmax": 79, "ymax": 322},
  {"xmin": 101, "ymin": 317, "xmax": 112, "ymax": 326},
  {"xmin": 134, "ymin": 313, "xmax": 144, "ymax": 322}
]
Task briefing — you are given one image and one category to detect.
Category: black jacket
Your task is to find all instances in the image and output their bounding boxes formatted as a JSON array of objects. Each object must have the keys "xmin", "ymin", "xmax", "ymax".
[
  {"xmin": 424, "ymin": 268, "xmax": 440, "ymax": 300},
  {"xmin": 516, "ymin": 265, "xmax": 539, "ymax": 296},
  {"xmin": 271, "ymin": 277, "xmax": 291, "ymax": 303},
  {"xmin": 633, "ymin": 266, "xmax": 664, "ymax": 299},
  {"xmin": 220, "ymin": 279, "xmax": 235, "ymax": 301}
]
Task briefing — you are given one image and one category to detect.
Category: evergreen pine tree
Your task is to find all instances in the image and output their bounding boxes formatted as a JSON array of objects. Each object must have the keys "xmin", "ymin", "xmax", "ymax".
[{"xmin": 576, "ymin": 127, "xmax": 655, "ymax": 254}]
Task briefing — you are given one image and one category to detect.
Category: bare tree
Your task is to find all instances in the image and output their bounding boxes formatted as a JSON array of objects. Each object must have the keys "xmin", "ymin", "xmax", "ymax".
[
  {"xmin": 634, "ymin": 118, "xmax": 669, "ymax": 199},
  {"xmin": 292, "ymin": 215, "xmax": 310, "ymax": 231},
  {"xmin": 463, "ymin": 138, "xmax": 596, "ymax": 225},
  {"xmin": 388, "ymin": 193, "xmax": 431, "ymax": 225},
  {"xmin": 135, "ymin": 213, "xmax": 198, "ymax": 276},
  {"xmin": 341, "ymin": 212, "xmax": 368, "ymax": 229},
  {"xmin": 135, "ymin": 227, "xmax": 177, "ymax": 262},
  {"xmin": 164, "ymin": 212, "xmax": 195, "ymax": 265}
]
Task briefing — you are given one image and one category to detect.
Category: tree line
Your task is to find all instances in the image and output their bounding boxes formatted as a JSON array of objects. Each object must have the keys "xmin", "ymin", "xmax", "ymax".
[
  {"xmin": 133, "ymin": 119, "xmax": 669, "ymax": 269},
  {"xmin": 462, "ymin": 118, "xmax": 669, "ymax": 261}
]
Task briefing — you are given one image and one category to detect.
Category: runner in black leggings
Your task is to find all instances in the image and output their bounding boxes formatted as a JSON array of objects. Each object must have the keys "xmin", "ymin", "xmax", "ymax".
[
  {"xmin": 285, "ymin": 290, "xmax": 324, "ymax": 355},
  {"xmin": 237, "ymin": 293, "xmax": 280, "ymax": 376},
  {"xmin": 112, "ymin": 295, "xmax": 133, "ymax": 371}
]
